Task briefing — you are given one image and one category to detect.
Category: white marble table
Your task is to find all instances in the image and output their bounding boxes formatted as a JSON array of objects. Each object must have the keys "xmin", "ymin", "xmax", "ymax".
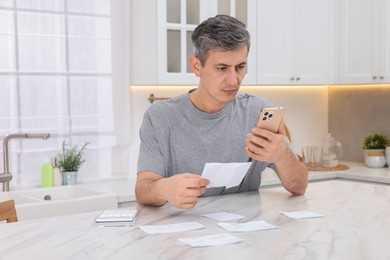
[{"xmin": 1, "ymin": 179, "xmax": 390, "ymax": 259}]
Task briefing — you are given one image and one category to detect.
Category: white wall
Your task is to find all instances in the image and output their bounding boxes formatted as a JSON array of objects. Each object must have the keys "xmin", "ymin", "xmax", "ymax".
[
  {"xmin": 127, "ymin": 86, "xmax": 328, "ymax": 179},
  {"xmin": 130, "ymin": 0, "xmax": 157, "ymax": 84}
]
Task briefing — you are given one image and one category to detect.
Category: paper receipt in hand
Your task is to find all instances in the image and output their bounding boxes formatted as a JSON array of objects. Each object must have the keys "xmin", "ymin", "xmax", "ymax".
[{"xmin": 201, "ymin": 162, "xmax": 251, "ymax": 189}]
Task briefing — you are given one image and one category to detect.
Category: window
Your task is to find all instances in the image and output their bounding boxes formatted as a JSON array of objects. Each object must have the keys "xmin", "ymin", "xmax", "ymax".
[{"xmin": 0, "ymin": 0, "xmax": 131, "ymax": 188}]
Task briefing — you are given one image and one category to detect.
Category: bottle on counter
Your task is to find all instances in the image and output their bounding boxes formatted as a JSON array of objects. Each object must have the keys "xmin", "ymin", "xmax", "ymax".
[
  {"xmin": 320, "ymin": 133, "xmax": 342, "ymax": 168},
  {"xmin": 41, "ymin": 160, "xmax": 54, "ymax": 187},
  {"xmin": 52, "ymin": 157, "xmax": 62, "ymax": 186},
  {"xmin": 53, "ymin": 165, "xmax": 62, "ymax": 186}
]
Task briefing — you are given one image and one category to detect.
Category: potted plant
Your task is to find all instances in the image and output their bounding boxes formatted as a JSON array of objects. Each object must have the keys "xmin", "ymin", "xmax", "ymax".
[
  {"xmin": 362, "ymin": 133, "xmax": 388, "ymax": 168},
  {"xmin": 56, "ymin": 141, "xmax": 89, "ymax": 185}
]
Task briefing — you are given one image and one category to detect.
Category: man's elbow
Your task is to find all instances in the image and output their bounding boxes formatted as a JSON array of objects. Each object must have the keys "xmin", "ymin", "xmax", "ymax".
[
  {"xmin": 286, "ymin": 181, "xmax": 308, "ymax": 196},
  {"xmin": 135, "ymin": 191, "xmax": 167, "ymax": 207}
]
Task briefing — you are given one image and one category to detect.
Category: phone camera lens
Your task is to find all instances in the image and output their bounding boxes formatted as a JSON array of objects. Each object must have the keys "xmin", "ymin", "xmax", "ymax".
[
  {"xmin": 262, "ymin": 117, "xmax": 267, "ymax": 121},
  {"xmin": 268, "ymin": 114, "xmax": 273, "ymax": 119},
  {"xmin": 264, "ymin": 112, "xmax": 269, "ymax": 116}
]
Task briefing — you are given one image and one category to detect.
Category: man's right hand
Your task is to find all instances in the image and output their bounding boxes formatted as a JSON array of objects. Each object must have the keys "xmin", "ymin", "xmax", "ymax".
[
  {"xmin": 159, "ymin": 173, "xmax": 209, "ymax": 209},
  {"xmin": 135, "ymin": 172, "xmax": 209, "ymax": 209}
]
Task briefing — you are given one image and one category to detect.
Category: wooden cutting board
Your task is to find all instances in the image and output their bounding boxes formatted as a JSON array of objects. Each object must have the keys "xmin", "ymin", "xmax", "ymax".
[{"xmin": 308, "ymin": 164, "xmax": 349, "ymax": 171}]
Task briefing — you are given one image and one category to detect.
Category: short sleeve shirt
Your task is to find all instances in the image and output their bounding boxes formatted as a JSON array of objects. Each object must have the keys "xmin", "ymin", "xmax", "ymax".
[{"xmin": 137, "ymin": 90, "xmax": 277, "ymax": 196}]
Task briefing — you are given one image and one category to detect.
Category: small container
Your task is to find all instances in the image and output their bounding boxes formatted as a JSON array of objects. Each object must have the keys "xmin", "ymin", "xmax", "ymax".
[
  {"xmin": 41, "ymin": 162, "xmax": 54, "ymax": 187},
  {"xmin": 53, "ymin": 166, "xmax": 62, "ymax": 186},
  {"xmin": 62, "ymin": 171, "xmax": 78, "ymax": 185},
  {"xmin": 365, "ymin": 155, "xmax": 386, "ymax": 168},
  {"xmin": 302, "ymin": 146, "xmax": 322, "ymax": 167},
  {"xmin": 364, "ymin": 149, "xmax": 386, "ymax": 167},
  {"xmin": 320, "ymin": 133, "xmax": 342, "ymax": 168}
]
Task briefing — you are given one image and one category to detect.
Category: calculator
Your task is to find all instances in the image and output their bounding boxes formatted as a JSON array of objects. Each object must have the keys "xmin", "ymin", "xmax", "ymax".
[{"xmin": 95, "ymin": 207, "xmax": 140, "ymax": 227}]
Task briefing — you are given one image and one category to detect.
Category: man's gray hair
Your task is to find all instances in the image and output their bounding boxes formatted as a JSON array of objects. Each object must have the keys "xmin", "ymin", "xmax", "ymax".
[{"xmin": 191, "ymin": 15, "xmax": 250, "ymax": 66}]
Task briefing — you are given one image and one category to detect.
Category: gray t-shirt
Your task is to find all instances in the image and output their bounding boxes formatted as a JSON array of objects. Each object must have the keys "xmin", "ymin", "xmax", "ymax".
[{"xmin": 137, "ymin": 90, "xmax": 277, "ymax": 196}]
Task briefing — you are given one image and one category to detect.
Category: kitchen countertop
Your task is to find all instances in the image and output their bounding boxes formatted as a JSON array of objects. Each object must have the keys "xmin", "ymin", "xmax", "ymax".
[
  {"xmin": 81, "ymin": 161, "xmax": 390, "ymax": 203},
  {"xmin": 261, "ymin": 161, "xmax": 390, "ymax": 186},
  {"xmin": 80, "ymin": 179, "xmax": 136, "ymax": 203},
  {"xmin": 1, "ymin": 179, "xmax": 390, "ymax": 259}
]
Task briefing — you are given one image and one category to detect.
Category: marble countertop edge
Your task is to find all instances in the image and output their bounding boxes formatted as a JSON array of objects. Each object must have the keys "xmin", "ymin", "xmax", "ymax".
[{"xmin": 2, "ymin": 161, "xmax": 389, "ymax": 205}]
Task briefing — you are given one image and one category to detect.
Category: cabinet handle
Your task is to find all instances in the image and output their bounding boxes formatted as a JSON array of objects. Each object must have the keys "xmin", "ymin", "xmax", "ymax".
[
  {"xmin": 296, "ymin": 77, "xmax": 300, "ymax": 81},
  {"xmin": 290, "ymin": 77, "xmax": 295, "ymax": 81},
  {"xmin": 372, "ymin": 76, "xmax": 377, "ymax": 80},
  {"xmin": 379, "ymin": 76, "xmax": 384, "ymax": 80}
]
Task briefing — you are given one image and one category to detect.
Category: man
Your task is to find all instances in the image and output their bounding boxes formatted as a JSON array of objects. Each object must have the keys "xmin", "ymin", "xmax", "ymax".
[{"xmin": 136, "ymin": 15, "xmax": 308, "ymax": 209}]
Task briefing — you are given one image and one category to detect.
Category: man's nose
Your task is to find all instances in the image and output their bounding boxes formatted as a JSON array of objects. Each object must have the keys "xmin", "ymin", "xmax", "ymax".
[{"xmin": 225, "ymin": 69, "xmax": 239, "ymax": 86}]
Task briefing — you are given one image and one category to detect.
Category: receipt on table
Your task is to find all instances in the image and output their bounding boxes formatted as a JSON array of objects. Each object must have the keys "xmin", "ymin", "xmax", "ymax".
[
  {"xmin": 201, "ymin": 212, "xmax": 246, "ymax": 222},
  {"xmin": 139, "ymin": 222, "xmax": 205, "ymax": 234},
  {"xmin": 178, "ymin": 233, "xmax": 243, "ymax": 247},
  {"xmin": 217, "ymin": 220, "xmax": 279, "ymax": 232},
  {"xmin": 279, "ymin": 210, "xmax": 324, "ymax": 219}
]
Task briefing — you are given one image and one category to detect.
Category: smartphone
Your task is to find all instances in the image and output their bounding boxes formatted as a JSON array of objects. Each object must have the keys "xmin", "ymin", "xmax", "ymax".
[{"xmin": 256, "ymin": 107, "xmax": 284, "ymax": 133}]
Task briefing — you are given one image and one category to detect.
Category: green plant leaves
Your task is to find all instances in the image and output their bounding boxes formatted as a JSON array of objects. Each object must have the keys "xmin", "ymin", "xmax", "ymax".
[
  {"xmin": 56, "ymin": 141, "xmax": 89, "ymax": 172},
  {"xmin": 362, "ymin": 133, "xmax": 388, "ymax": 150}
]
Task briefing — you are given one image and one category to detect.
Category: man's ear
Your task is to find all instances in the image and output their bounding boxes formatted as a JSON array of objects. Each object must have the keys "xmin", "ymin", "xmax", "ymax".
[{"xmin": 189, "ymin": 55, "xmax": 201, "ymax": 77}]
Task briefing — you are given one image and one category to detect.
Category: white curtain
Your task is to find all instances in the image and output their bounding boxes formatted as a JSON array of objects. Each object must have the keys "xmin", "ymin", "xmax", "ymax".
[{"xmin": 0, "ymin": 0, "xmax": 131, "ymax": 188}]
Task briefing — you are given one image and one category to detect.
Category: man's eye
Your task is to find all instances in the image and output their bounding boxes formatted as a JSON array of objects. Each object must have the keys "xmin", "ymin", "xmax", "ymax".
[
  {"xmin": 217, "ymin": 67, "xmax": 227, "ymax": 71},
  {"xmin": 237, "ymin": 65, "xmax": 246, "ymax": 71}
]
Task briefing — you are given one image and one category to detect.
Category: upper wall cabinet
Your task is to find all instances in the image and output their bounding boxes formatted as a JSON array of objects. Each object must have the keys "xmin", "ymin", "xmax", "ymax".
[
  {"xmin": 133, "ymin": 0, "xmax": 332, "ymax": 85},
  {"xmin": 256, "ymin": 0, "xmax": 332, "ymax": 85},
  {"xmin": 156, "ymin": 0, "xmax": 257, "ymax": 85},
  {"xmin": 338, "ymin": 0, "xmax": 390, "ymax": 84},
  {"xmin": 131, "ymin": 0, "xmax": 389, "ymax": 85}
]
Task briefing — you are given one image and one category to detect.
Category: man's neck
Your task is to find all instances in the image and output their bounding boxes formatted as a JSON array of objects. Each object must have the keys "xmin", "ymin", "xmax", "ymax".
[{"xmin": 189, "ymin": 89, "xmax": 227, "ymax": 114}]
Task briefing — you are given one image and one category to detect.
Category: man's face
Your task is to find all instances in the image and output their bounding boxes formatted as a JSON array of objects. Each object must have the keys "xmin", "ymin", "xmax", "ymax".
[{"xmin": 194, "ymin": 47, "xmax": 248, "ymax": 111}]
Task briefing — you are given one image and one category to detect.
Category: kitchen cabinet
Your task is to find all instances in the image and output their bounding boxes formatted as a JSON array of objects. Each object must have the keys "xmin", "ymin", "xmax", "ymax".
[
  {"xmin": 256, "ymin": 0, "xmax": 332, "ymax": 85},
  {"xmin": 131, "ymin": 0, "xmax": 390, "ymax": 86},
  {"xmin": 156, "ymin": 0, "xmax": 257, "ymax": 85},
  {"xmin": 338, "ymin": 0, "xmax": 390, "ymax": 84},
  {"xmin": 132, "ymin": 0, "xmax": 332, "ymax": 85},
  {"xmin": 130, "ymin": 0, "xmax": 256, "ymax": 85}
]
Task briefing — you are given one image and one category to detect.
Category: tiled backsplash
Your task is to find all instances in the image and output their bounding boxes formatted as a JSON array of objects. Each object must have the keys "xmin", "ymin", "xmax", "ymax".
[{"xmin": 328, "ymin": 85, "xmax": 390, "ymax": 162}]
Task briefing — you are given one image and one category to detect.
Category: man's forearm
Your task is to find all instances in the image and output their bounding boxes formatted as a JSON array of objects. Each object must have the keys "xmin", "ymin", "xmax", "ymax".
[
  {"xmin": 135, "ymin": 178, "xmax": 167, "ymax": 207},
  {"xmin": 275, "ymin": 151, "xmax": 308, "ymax": 195}
]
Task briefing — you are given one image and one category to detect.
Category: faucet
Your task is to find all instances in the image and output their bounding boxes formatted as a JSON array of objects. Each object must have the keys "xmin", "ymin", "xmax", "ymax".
[{"xmin": 1, "ymin": 133, "xmax": 50, "ymax": 192}]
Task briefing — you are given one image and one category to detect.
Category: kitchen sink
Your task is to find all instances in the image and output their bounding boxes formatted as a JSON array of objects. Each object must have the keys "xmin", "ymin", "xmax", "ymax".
[
  {"xmin": 13, "ymin": 185, "xmax": 111, "ymax": 201},
  {"xmin": 4, "ymin": 186, "xmax": 118, "ymax": 221}
]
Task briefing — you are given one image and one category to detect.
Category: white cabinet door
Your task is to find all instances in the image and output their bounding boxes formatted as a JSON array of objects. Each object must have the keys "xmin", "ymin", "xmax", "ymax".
[
  {"xmin": 338, "ymin": 0, "xmax": 390, "ymax": 84},
  {"xmin": 257, "ymin": 0, "xmax": 294, "ymax": 84},
  {"xmin": 293, "ymin": 0, "xmax": 330, "ymax": 84},
  {"xmin": 378, "ymin": 0, "xmax": 390, "ymax": 82},
  {"xmin": 157, "ymin": 0, "xmax": 257, "ymax": 85},
  {"xmin": 157, "ymin": 0, "xmax": 200, "ymax": 84},
  {"xmin": 257, "ymin": 0, "xmax": 331, "ymax": 84}
]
